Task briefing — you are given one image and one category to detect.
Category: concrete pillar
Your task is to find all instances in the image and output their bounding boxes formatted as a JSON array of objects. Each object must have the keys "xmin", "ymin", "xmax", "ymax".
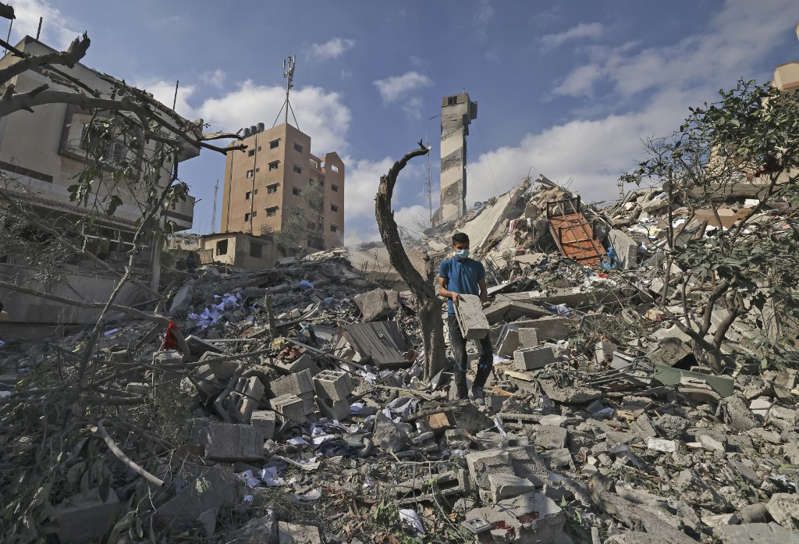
[{"xmin": 436, "ymin": 93, "xmax": 477, "ymax": 225}]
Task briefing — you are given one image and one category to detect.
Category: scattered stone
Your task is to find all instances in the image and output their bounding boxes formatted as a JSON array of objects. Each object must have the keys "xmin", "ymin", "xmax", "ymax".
[
  {"xmin": 54, "ymin": 488, "xmax": 121, "ymax": 544},
  {"xmin": 204, "ymin": 423, "xmax": 265, "ymax": 461},
  {"xmin": 271, "ymin": 368, "xmax": 314, "ymax": 397},
  {"xmin": 647, "ymin": 437, "xmax": 677, "ymax": 453},
  {"xmin": 513, "ymin": 345, "xmax": 555, "ymax": 370}
]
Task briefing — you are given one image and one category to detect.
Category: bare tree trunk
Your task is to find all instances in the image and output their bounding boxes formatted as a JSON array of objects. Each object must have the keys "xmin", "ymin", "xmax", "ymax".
[{"xmin": 375, "ymin": 143, "xmax": 447, "ymax": 381}]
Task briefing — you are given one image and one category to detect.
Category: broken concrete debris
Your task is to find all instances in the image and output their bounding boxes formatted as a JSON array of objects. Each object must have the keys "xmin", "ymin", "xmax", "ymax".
[{"xmin": 4, "ymin": 174, "xmax": 799, "ymax": 543}]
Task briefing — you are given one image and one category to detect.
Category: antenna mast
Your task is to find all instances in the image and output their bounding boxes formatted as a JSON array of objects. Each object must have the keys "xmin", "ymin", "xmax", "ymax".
[
  {"xmin": 211, "ymin": 179, "xmax": 219, "ymax": 232},
  {"xmin": 273, "ymin": 55, "xmax": 300, "ymax": 129}
]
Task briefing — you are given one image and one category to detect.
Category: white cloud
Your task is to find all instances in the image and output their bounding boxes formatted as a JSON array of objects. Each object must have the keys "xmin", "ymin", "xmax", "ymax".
[
  {"xmin": 552, "ymin": 64, "xmax": 602, "ymax": 97},
  {"xmin": 468, "ymin": 88, "xmax": 700, "ymax": 205},
  {"xmin": 395, "ymin": 204, "xmax": 430, "ymax": 236},
  {"xmin": 136, "ymin": 79, "xmax": 197, "ymax": 118},
  {"xmin": 196, "ymin": 80, "xmax": 351, "ymax": 153},
  {"xmin": 541, "ymin": 22, "xmax": 604, "ymax": 48},
  {"xmin": 475, "ymin": 0, "xmax": 494, "ymax": 26},
  {"xmin": 9, "ymin": 0, "xmax": 79, "ymax": 49},
  {"xmin": 402, "ymin": 96, "xmax": 424, "ymax": 120},
  {"xmin": 200, "ymin": 69, "xmax": 226, "ymax": 89},
  {"xmin": 557, "ymin": 0, "xmax": 795, "ymax": 99},
  {"xmin": 467, "ymin": 0, "xmax": 797, "ymax": 207},
  {"xmin": 373, "ymin": 71, "xmax": 432, "ymax": 103},
  {"xmin": 310, "ymin": 37, "xmax": 355, "ymax": 60},
  {"xmin": 341, "ymin": 155, "xmax": 429, "ymax": 243},
  {"xmin": 342, "ymin": 156, "xmax": 395, "ymax": 219}
]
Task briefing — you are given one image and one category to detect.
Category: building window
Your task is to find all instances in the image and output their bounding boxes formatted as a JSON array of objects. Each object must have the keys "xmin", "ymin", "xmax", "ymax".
[
  {"xmin": 250, "ymin": 242, "xmax": 262, "ymax": 258},
  {"xmin": 216, "ymin": 239, "xmax": 228, "ymax": 255},
  {"xmin": 244, "ymin": 213, "xmax": 250, "ymax": 222},
  {"xmin": 330, "ymin": 225, "xmax": 338, "ymax": 232},
  {"xmin": 447, "ymin": 95, "xmax": 458, "ymax": 106},
  {"xmin": 330, "ymin": 204, "xmax": 338, "ymax": 212},
  {"xmin": 330, "ymin": 164, "xmax": 339, "ymax": 173},
  {"xmin": 267, "ymin": 183, "xmax": 279, "ymax": 193},
  {"xmin": 309, "ymin": 158, "xmax": 319, "ymax": 169},
  {"xmin": 248, "ymin": 149, "xmax": 255, "ymax": 157},
  {"xmin": 269, "ymin": 160, "xmax": 279, "ymax": 171},
  {"xmin": 266, "ymin": 206, "xmax": 279, "ymax": 216},
  {"xmin": 294, "ymin": 143, "xmax": 303, "ymax": 152},
  {"xmin": 331, "ymin": 184, "xmax": 338, "ymax": 192},
  {"xmin": 293, "ymin": 165, "xmax": 302, "ymax": 174},
  {"xmin": 245, "ymin": 191, "xmax": 251, "ymax": 200},
  {"xmin": 270, "ymin": 139, "xmax": 280, "ymax": 149},
  {"xmin": 245, "ymin": 169, "xmax": 254, "ymax": 178},
  {"xmin": 309, "ymin": 178, "xmax": 315, "ymax": 186},
  {"xmin": 292, "ymin": 187, "xmax": 302, "ymax": 196}
]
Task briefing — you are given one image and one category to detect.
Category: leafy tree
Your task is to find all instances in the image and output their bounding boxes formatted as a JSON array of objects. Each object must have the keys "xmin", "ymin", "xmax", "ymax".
[{"xmin": 622, "ymin": 80, "xmax": 799, "ymax": 371}]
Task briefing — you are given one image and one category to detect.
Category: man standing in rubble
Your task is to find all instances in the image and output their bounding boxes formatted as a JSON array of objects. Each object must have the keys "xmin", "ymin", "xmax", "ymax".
[{"xmin": 438, "ymin": 232, "xmax": 493, "ymax": 403}]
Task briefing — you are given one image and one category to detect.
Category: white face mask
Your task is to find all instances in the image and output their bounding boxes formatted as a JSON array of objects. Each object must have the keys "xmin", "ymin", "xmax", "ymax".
[{"xmin": 454, "ymin": 249, "xmax": 469, "ymax": 260}]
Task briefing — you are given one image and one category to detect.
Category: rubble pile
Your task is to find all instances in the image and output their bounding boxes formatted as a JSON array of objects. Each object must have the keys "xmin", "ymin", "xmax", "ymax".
[{"xmin": 1, "ymin": 177, "xmax": 798, "ymax": 543}]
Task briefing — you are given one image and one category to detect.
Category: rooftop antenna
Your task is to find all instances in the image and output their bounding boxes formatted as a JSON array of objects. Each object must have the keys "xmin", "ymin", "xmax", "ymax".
[
  {"xmin": 35, "ymin": 16, "xmax": 42, "ymax": 40},
  {"xmin": 273, "ymin": 55, "xmax": 300, "ymax": 129}
]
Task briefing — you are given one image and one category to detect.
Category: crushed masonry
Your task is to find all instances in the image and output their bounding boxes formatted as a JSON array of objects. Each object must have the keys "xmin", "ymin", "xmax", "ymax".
[{"xmin": 3, "ymin": 172, "xmax": 799, "ymax": 543}]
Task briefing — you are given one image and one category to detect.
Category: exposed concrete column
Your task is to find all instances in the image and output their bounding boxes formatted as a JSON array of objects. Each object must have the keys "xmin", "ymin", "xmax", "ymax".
[{"xmin": 436, "ymin": 92, "xmax": 477, "ymax": 226}]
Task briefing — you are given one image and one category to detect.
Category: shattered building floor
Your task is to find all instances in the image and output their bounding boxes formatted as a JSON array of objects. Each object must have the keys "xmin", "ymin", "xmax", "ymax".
[{"xmin": 1, "ymin": 176, "xmax": 799, "ymax": 544}]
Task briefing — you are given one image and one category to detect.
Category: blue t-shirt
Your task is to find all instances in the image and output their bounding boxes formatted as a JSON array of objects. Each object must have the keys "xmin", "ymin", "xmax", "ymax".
[{"xmin": 439, "ymin": 256, "xmax": 485, "ymax": 315}]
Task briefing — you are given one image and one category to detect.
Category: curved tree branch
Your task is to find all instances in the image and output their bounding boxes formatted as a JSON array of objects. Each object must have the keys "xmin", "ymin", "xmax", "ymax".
[{"xmin": 0, "ymin": 33, "xmax": 90, "ymax": 87}]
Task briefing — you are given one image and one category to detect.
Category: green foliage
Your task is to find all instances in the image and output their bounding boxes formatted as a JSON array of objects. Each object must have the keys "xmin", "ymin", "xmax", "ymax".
[{"xmin": 621, "ymin": 80, "xmax": 799, "ymax": 370}]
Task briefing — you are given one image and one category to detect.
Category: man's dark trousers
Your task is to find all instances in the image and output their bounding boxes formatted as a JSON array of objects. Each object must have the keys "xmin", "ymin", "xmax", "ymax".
[{"xmin": 447, "ymin": 315, "xmax": 493, "ymax": 399}]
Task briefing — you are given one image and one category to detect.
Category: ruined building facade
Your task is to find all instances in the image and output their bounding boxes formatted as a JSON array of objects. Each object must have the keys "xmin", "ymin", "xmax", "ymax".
[
  {"xmin": 221, "ymin": 123, "xmax": 344, "ymax": 255},
  {"xmin": 435, "ymin": 92, "xmax": 477, "ymax": 226},
  {"xmin": 0, "ymin": 36, "xmax": 199, "ymax": 325}
]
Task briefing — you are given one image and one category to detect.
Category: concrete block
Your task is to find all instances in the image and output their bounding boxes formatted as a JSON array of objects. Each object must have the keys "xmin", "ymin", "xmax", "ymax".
[
  {"xmin": 517, "ymin": 328, "xmax": 539, "ymax": 348},
  {"xmin": 496, "ymin": 325, "xmax": 520, "ymax": 358},
  {"xmin": 271, "ymin": 368, "xmax": 313, "ymax": 397},
  {"xmin": 354, "ymin": 288, "xmax": 400, "ymax": 321},
  {"xmin": 647, "ymin": 437, "xmax": 677, "ymax": 453},
  {"xmin": 154, "ymin": 466, "xmax": 237, "ymax": 534},
  {"xmin": 251, "ymin": 410, "xmax": 276, "ymax": 438},
  {"xmin": 487, "ymin": 473, "xmax": 536, "ymax": 502},
  {"xmin": 609, "ymin": 228, "xmax": 639, "ymax": 269},
  {"xmin": 275, "ymin": 353, "xmax": 319, "ymax": 376},
  {"xmin": 54, "ymin": 488, "xmax": 120, "ymax": 544},
  {"xmin": 271, "ymin": 394, "xmax": 307, "ymax": 424},
  {"xmin": 513, "ymin": 345, "xmax": 555, "ymax": 370},
  {"xmin": 312, "ymin": 370, "xmax": 353, "ymax": 401},
  {"xmin": 185, "ymin": 335, "xmax": 222, "ymax": 358},
  {"xmin": 454, "ymin": 294, "xmax": 490, "ymax": 339},
  {"xmin": 278, "ymin": 521, "xmax": 322, "ymax": 543},
  {"xmin": 316, "ymin": 396, "xmax": 350, "ymax": 421},
  {"xmin": 465, "ymin": 492, "xmax": 566, "ymax": 543},
  {"xmin": 511, "ymin": 316, "xmax": 571, "ymax": 341},
  {"xmin": 534, "ymin": 425, "xmax": 568, "ymax": 450},
  {"xmin": 714, "ymin": 522, "xmax": 797, "ymax": 544},
  {"xmin": 466, "ymin": 449, "xmax": 514, "ymax": 489},
  {"xmin": 235, "ymin": 376, "xmax": 265, "ymax": 423},
  {"xmin": 204, "ymin": 423, "xmax": 264, "ymax": 461}
]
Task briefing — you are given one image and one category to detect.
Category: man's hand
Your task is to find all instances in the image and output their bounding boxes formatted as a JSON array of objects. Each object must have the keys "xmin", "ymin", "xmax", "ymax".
[{"xmin": 449, "ymin": 292, "xmax": 460, "ymax": 303}]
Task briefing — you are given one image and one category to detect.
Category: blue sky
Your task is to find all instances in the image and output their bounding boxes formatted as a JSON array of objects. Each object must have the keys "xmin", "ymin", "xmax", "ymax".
[{"xmin": 8, "ymin": 0, "xmax": 798, "ymax": 243}]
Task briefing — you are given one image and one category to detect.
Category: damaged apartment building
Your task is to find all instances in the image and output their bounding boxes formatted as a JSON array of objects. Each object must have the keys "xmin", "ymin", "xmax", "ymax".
[
  {"xmin": 201, "ymin": 121, "xmax": 345, "ymax": 269},
  {"xmin": 0, "ymin": 35, "xmax": 200, "ymax": 329}
]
